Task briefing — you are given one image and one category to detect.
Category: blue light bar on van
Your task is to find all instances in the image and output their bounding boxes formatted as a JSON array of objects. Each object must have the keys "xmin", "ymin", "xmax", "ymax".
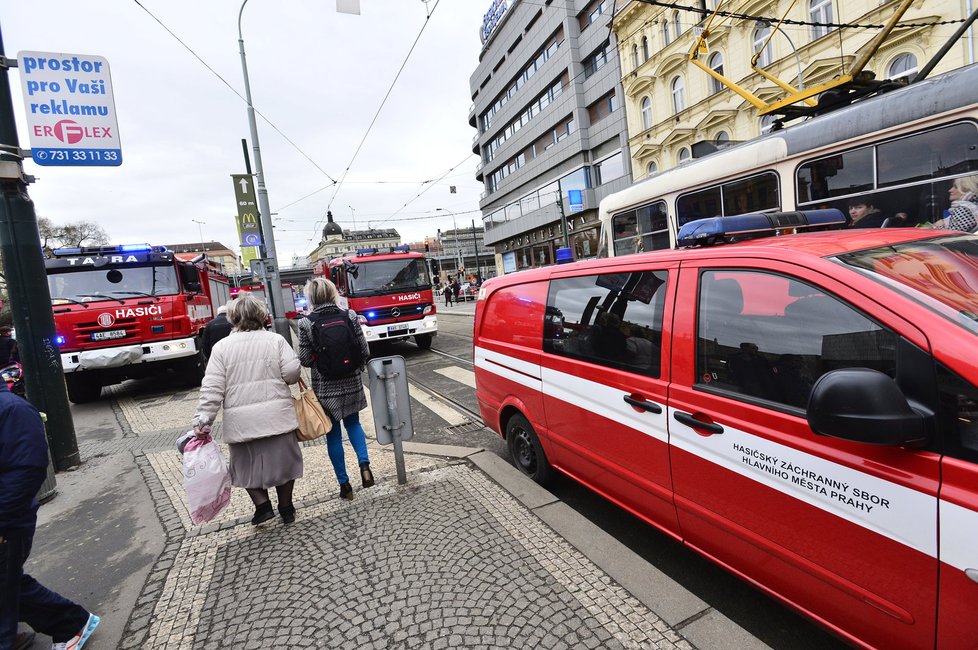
[
  {"xmin": 356, "ymin": 248, "xmax": 379, "ymax": 255},
  {"xmin": 676, "ymin": 209, "xmax": 847, "ymax": 248},
  {"xmin": 390, "ymin": 245, "xmax": 410, "ymax": 253}
]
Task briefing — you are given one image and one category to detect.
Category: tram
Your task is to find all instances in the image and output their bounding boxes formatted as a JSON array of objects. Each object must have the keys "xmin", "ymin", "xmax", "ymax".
[{"xmin": 598, "ymin": 63, "xmax": 978, "ymax": 257}]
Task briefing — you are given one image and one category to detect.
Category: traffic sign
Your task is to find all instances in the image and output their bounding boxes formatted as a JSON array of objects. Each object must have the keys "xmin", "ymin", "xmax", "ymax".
[
  {"xmin": 18, "ymin": 51, "xmax": 122, "ymax": 167},
  {"xmin": 231, "ymin": 174, "xmax": 262, "ymax": 248}
]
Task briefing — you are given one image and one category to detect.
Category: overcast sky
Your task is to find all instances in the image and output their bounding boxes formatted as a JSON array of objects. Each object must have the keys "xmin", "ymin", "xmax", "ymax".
[{"xmin": 2, "ymin": 0, "xmax": 489, "ymax": 265}]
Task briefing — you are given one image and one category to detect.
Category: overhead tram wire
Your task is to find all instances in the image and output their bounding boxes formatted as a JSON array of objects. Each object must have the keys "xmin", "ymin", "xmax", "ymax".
[
  {"xmin": 132, "ymin": 0, "xmax": 337, "ymax": 184},
  {"xmin": 371, "ymin": 154, "xmax": 478, "ymax": 228},
  {"xmin": 323, "ymin": 0, "xmax": 443, "ymax": 220}
]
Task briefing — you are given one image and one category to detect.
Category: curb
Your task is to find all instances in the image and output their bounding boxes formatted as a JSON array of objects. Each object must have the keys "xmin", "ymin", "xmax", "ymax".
[{"xmin": 400, "ymin": 441, "xmax": 770, "ymax": 650}]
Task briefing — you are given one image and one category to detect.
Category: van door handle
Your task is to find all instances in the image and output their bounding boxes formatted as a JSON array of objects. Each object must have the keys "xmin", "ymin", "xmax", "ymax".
[
  {"xmin": 623, "ymin": 395, "xmax": 663, "ymax": 414},
  {"xmin": 674, "ymin": 411, "xmax": 724, "ymax": 434}
]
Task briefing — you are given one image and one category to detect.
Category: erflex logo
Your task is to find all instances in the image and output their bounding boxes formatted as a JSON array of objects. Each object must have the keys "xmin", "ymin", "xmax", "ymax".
[
  {"xmin": 54, "ymin": 119, "xmax": 84, "ymax": 144},
  {"xmin": 97, "ymin": 313, "xmax": 115, "ymax": 328}
]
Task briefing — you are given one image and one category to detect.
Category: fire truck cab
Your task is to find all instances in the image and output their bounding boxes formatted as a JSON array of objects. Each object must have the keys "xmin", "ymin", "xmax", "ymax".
[
  {"xmin": 46, "ymin": 244, "xmax": 229, "ymax": 403},
  {"xmin": 319, "ymin": 246, "xmax": 437, "ymax": 349}
]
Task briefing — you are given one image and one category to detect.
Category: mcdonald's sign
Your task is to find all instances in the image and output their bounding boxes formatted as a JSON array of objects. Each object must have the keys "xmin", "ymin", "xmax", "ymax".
[{"xmin": 231, "ymin": 173, "xmax": 262, "ymax": 248}]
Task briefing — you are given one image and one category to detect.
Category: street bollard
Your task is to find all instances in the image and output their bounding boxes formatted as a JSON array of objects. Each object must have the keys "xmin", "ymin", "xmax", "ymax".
[{"xmin": 367, "ymin": 356, "xmax": 414, "ymax": 485}]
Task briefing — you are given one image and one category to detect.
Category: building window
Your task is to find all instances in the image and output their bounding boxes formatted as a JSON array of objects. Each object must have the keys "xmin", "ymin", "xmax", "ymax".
[
  {"xmin": 663, "ymin": 21, "xmax": 671, "ymax": 46},
  {"xmin": 753, "ymin": 24, "xmax": 773, "ymax": 67},
  {"xmin": 641, "ymin": 96, "xmax": 653, "ymax": 129},
  {"xmin": 809, "ymin": 0, "xmax": 833, "ymax": 40},
  {"xmin": 596, "ymin": 151, "xmax": 625, "ymax": 185},
  {"xmin": 673, "ymin": 11, "xmax": 681, "ymax": 38},
  {"xmin": 888, "ymin": 53, "xmax": 918, "ymax": 80},
  {"xmin": 671, "ymin": 76, "xmax": 685, "ymax": 113},
  {"xmin": 647, "ymin": 161, "xmax": 658, "ymax": 176},
  {"xmin": 708, "ymin": 51, "xmax": 724, "ymax": 93},
  {"xmin": 760, "ymin": 114, "xmax": 777, "ymax": 135},
  {"xmin": 678, "ymin": 147, "xmax": 691, "ymax": 163},
  {"xmin": 584, "ymin": 41, "xmax": 612, "ymax": 79},
  {"xmin": 715, "ymin": 131, "xmax": 730, "ymax": 145},
  {"xmin": 642, "ymin": 36, "xmax": 650, "ymax": 61}
]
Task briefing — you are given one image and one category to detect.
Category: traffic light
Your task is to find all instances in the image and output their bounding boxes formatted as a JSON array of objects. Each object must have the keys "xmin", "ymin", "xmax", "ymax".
[
  {"xmin": 430, "ymin": 259, "xmax": 440, "ymax": 274},
  {"xmin": 424, "ymin": 240, "xmax": 430, "ymax": 252}
]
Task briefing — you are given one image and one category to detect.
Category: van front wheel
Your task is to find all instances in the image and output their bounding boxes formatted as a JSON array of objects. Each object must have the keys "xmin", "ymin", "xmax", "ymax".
[{"xmin": 507, "ymin": 413, "xmax": 552, "ymax": 486}]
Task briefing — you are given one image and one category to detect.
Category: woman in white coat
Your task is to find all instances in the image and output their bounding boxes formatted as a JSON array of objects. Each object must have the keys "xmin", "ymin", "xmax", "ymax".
[{"xmin": 192, "ymin": 293, "xmax": 303, "ymax": 525}]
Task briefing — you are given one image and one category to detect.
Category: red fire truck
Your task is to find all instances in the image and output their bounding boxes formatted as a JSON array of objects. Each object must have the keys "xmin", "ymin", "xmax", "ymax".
[
  {"xmin": 229, "ymin": 282, "xmax": 299, "ymax": 319},
  {"xmin": 318, "ymin": 246, "xmax": 437, "ymax": 348},
  {"xmin": 46, "ymin": 244, "xmax": 230, "ymax": 403}
]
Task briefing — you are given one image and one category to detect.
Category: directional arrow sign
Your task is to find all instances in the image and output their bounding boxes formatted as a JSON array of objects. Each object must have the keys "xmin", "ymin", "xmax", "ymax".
[{"xmin": 231, "ymin": 173, "xmax": 262, "ymax": 248}]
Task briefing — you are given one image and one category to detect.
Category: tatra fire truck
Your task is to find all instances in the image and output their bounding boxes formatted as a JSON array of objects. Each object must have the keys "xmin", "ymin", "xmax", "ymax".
[
  {"xmin": 318, "ymin": 246, "xmax": 437, "ymax": 348},
  {"xmin": 46, "ymin": 244, "xmax": 230, "ymax": 403}
]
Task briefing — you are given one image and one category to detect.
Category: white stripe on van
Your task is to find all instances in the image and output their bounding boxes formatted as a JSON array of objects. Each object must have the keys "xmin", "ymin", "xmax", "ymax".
[
  {"xmin": 940, "ymin": 499, "xmax": 978, "ymax": 572},
  {"xmin": 474, "ymin": 346, "xmax": 978, "ymax": 564},
  {"xmin": 474, "ymin": 347, "xmax": 543, "ymax": 392}
]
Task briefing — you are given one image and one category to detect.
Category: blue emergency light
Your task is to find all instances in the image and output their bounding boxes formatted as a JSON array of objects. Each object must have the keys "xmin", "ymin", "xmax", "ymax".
[
  {"xmin": 390, "ymin": 245, "xmax": 410, "ymax": 253},
  {"xmin": 366, "ymin": 311, "xmax": 377, "ymax": 319},
  {"xmin": 676, "ymin": 209, "xmax": 847, "ymax": 248},
  {"xmin": 54, "ymin": 335, "xmax": 66, "ymax": 346},
  {"xmin": 52, "ymin": 248, "xmax": 82, "ymax": 256},
  {"xmin": 356, "ymin": 248, "xmax": 379, "ymax": 255},
  {"xmin": 120, "ymin": 244, "xmax": 152, "ymax": 252}
]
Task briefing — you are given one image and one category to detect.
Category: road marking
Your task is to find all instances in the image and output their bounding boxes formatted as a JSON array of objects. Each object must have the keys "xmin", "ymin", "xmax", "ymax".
[
  {"xmin": 434, "ymin": 366, "xmax": 476, "ymax": 388},
  {"xmin": 409, "ymin": 382, "xmax": 470, "ymax": 425}
]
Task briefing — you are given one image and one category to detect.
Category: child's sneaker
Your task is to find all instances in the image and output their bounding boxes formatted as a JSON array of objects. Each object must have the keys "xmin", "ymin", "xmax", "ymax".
[{"xmin": 52, "ymin": 613, "xmax": 100, "ymax": 650}]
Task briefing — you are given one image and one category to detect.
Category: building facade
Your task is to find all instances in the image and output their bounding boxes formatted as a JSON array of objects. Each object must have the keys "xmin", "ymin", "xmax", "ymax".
[
  {"xmin": 166, "ymin": 242, "xmax": 238, "ymax": 276},
  {"xmin": 307, "ymin": 212, "xmax": 400, "ymax": 267},
  {"xmin": 614, "ymin": 0, "xmax": 971, "ymax": 180},
  {"xmin": 470, "ymin": 0, "xmax": 633, "ymax": 274}
]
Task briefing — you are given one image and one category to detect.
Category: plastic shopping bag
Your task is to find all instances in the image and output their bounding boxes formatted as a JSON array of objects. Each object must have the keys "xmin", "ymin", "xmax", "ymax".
[{"xmin": 182, "ymin": 434, "xmax": 232, "ymax": 524}]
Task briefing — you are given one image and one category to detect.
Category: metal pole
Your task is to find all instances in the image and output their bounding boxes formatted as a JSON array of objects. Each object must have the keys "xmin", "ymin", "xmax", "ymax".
[
  {"xmin": 382, "ymin": 360, "xmax": 407, "ymax": 485},
  {"xmin": 192, "ymin": 219, "xmax": 205, "ymax": 244},
  {"xmin": 471, "ymin": 218, "xmax": 482, "ymax": 283},
  {"xmin": 238, "ymin": 0, "xmax": 289, "ymax": 340},
  {"xmin": 0, "ymin": 28, "xmax": 79, "ymax": 470},
  {"xmin": 556, "ymin": 191, "xmax": 570, "ymax": 248},
  {"xmin": 348, "ymin": 205, "xmax": 359, "ymax": 245}
]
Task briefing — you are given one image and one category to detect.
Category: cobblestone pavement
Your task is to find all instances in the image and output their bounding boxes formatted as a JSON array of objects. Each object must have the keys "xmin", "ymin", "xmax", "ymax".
[{"xmin": 30, "ymin": 370, "xmax": 717, "ymax": 649}]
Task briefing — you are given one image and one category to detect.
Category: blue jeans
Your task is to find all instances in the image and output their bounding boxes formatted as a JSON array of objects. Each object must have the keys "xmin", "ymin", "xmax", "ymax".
[
  {"xmin": 325, "ymin": 412, "xmax": 370, "ymax": 486},
  {"xmin": 1, "ymin": 526, "xmax": 89, "ymax": 647}
]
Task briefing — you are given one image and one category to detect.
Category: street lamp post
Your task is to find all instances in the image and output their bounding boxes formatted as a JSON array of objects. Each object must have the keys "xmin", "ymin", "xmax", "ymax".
[
  {"xmin": 348, "ymin": 205, "xmax": 360, "ymax": 245},
  {"xmin": 238, "ymin": 0, "xmax": 289, "ymax": 340},
  {"xmin": 470, "ymin": 218, "xmax": 483, "ymax": 283},
  {"xmin": 191, "ymin": 219, "xmax": 205, "ymax": 245},
  {"xmin": 436, "ymin": 208, "xmax": 461, "ymax": 277}
]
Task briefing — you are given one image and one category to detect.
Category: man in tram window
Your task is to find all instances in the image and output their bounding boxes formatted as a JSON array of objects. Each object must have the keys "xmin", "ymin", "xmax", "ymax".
[{"xmin": 847, "ymin": 195, "xmax": 888, "ymax": 228}]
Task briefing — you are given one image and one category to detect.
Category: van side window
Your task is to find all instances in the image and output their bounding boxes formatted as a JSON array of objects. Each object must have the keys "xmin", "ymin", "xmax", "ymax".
[
  {"xmin": 696, "ymin": 270, "xmax": 898, "ymax": 409},
  {"xmin": 544, "ymin": 270, "xmax": 667, "ymax": 377},
  {"xmin": 937, "ymin": 364, "xmax": 978, "ymax": 463}
]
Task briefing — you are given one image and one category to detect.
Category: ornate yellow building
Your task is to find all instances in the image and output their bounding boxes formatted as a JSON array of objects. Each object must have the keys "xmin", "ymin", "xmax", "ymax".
[{"xmin": 614, "ymin": 0, "xmax": 971, "ymax": 178}]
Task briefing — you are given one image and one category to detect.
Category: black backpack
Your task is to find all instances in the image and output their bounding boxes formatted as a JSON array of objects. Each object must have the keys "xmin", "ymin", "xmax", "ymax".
[{"xmin": 307, "ymin": 310, "xmax": 363, "ymax": 379}]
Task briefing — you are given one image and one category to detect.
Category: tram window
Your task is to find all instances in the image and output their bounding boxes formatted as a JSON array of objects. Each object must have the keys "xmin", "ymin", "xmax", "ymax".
[
  {"xmin": 722, "ymin": 173, "xmax": 780, "ymax": 215},
  {"xmin": 797, "ymin": 146, "xmax": 874, "ymax": 202},
  {"xmin": 677, "ymin": 186, "xmax": 721, "ymax": 226},
  {"xmin": 544, "ymin": 270, "xmax": 668, "ymax": 377},
  {"xmin": 877, "ymin": 123, "xmax": 978, "ymax": 187},
  {"xmin": 612, "ymin": 201, "xmax": 669, "ymax": 255}
]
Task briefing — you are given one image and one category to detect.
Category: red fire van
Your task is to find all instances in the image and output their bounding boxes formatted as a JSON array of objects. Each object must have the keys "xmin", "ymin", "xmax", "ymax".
[{"xmin": 474, "ymin": 211, "xmax": 978, "ymax": 649}]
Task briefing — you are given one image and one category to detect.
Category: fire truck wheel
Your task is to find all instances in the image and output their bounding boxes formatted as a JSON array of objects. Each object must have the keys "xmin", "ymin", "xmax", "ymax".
[
  {"xmin": 414, "ymin": 333, "xmax": 433, "ymax": 350},
  {"xmin": 506, "ymin": 413, "xmax": 552, "ymax": 486},
  {"xmin": 65, "ymin": 374, "xmax": 102, "ymax": 404}
]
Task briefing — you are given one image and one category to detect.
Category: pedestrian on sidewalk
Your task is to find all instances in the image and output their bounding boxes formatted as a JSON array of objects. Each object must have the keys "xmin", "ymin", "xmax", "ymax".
[
  {"xmin": 298, "ymin": 277, "xmax": 374, "ymax": 501},
  {"xmin": 443, "ymin": 281, "xmax": 453, "ymax": 307},
  {"xmin": 200, "ymin": 303, "xmax": 233, "ymax": 359},
  {"xmin": 0, "ymin": 382, "xmax": 101, "ymax": 650},
  {"xmin": 192, "ymin": 293, "xmax": 304, "ymax": 525}
]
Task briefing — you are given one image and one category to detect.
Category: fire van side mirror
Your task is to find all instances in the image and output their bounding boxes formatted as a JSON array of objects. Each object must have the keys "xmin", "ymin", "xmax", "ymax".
[
  {"xmin": 185, "ymin": 281, "xmax": 202, "ymax": 293},
  {"xmin": 807, "ymin": 368, "xmax": 929, "ymax": 447}
]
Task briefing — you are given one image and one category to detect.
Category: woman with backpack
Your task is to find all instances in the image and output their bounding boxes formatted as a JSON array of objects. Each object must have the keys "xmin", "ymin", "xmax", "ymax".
[{"xmin": 298, "ymin": 277, "xmax": 374, "ymax": 500}]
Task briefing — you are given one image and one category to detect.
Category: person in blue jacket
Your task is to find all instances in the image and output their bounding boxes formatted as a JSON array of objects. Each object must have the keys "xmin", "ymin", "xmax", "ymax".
[{"xmin": 0, "ymin": 382, "xmax": 100, "ymax": 650}]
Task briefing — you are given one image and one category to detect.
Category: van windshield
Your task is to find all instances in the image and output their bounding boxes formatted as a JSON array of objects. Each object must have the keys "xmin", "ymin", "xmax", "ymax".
[
  {"xmin": 347, "ymin": 258, "xmax": 430, "ymax": 297},
  {"xmin": 834, "ymin": 234, "xmax": 978, "ymax": 336},
  {"xmin": 48, "ymin": 265, "xmax": 180, "ymax": 304}
]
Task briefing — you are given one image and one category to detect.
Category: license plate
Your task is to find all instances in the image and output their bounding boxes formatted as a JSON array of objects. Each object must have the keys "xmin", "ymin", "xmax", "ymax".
[
  {"xmin": 91, "ymin": 329, "xmax": 126, "ymax": 341},
  {"xmin": 388, "ymin": 323, "xmax": 409, "ymax": 333}
]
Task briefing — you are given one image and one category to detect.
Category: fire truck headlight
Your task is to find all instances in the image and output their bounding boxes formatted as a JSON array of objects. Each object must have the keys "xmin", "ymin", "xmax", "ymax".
[{"xmin": 423, "ymin": 306, "xmax": 433, "ymax": 315}]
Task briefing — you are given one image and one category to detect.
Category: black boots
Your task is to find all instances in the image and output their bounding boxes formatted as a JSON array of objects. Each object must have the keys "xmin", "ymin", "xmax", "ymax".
[
  {"xmin": 279, "ymin": 504, "xmax": 296, "ymax": 525},
  {"xmin": 360, "ymin": 463, "xmax": 375, "ymax": 488},
  {"xmin": 339, "ymin": 481, "xmax": 354, "ymax": 500},
  {"xmin": 251, "ymin": 501, "xmax": 274, "ymax": 525}
]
